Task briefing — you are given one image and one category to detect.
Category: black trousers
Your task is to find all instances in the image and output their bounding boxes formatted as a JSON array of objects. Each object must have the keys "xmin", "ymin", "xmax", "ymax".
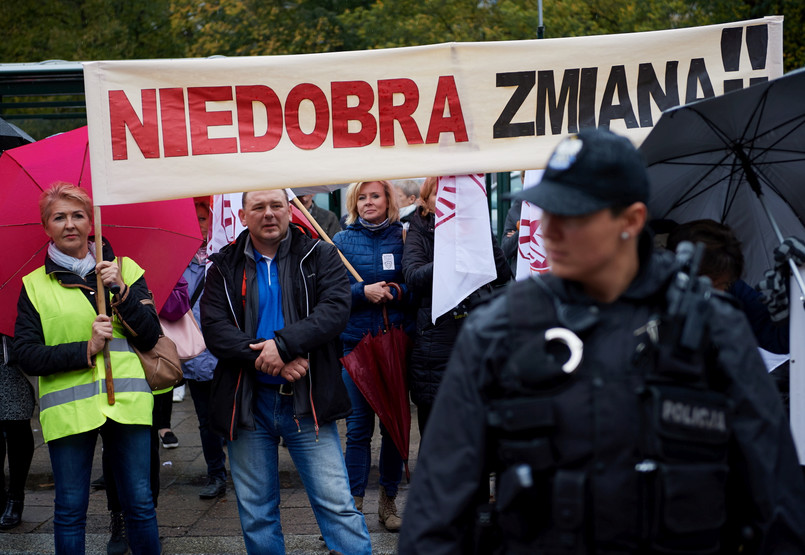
[{"xmin": 0, "ymin": 419, "xmax": 34, "ymax": 500}]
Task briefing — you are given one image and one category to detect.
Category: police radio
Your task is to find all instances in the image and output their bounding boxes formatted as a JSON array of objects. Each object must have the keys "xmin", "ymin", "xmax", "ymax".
[{"xmin": 660, "ymin": 240, "xmax": 712, "ymax": 379}]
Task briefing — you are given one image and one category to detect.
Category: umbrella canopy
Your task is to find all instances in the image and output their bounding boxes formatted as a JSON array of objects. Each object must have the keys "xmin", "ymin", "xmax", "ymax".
[
  {"xmin": 341, "ymin": 284, "xmax": 412, "ymax": 480},
  {"xmin": 0, "ymin": 126, "xmax": 203, "ymax": 337},
  {"xmin": 641, "ymin": 67, "xmax": 805, "ymax": 287},
  {"xmin": 0, "ymin": 116, "xmax": 35, "ymax": 153}
]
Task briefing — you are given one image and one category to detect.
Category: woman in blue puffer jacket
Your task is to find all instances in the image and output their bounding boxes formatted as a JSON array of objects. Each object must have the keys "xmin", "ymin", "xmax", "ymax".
[{"xmin": 332, "ymin": 180, "xmax": 413, "ymax": 532}]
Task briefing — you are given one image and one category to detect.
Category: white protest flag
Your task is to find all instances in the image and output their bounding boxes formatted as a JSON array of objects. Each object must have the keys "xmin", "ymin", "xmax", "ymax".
[
  {"xmin": 516, "ymin": 169, "xmax": 550, "ymax": 280},
  {"xmin": 207, "ymin": 193, "xmax": 244, "ymax": 259},
  {"xmin": 432, "ymin": 174, "xmax": 497, "ymax": 323}
]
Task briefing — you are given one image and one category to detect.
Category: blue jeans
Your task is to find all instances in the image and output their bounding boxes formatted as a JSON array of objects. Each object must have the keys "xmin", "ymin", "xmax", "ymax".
[
  {"xmin": 187, "ymin": 379, "xmax": 227, "ymax": 481},
  {"xmin": 228, "ymin": 384, "xmax": 371, "ymax": 555},
  {"xmin": 341, "ymin": 366, "xmax": 403, "ymax": 498},
  {"xmin": 48, "ymin": 420, "xmax": 159, "ymax": 554}
]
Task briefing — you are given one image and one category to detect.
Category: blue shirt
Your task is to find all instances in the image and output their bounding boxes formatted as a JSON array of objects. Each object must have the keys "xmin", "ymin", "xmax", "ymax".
[{"xmin": 253, "ymin": 247, "xmax": 286, "ymax": 384}]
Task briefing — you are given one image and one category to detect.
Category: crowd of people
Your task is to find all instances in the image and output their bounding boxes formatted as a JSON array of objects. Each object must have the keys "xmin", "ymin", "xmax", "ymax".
[{"xmin": 3, "ymin": 128, "xmax": 805, "ymax": 554}]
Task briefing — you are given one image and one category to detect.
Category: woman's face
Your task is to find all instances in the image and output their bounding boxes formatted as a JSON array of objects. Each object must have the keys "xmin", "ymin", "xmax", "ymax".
[
  {"xmin": 44, "ymin": 198, "xmax": 91, "ymax": 258},
  {"xmin": 540, "ymin": 208, "xmax": 627, "ymax": 285},
  {"xmin": 357, "ymin": 182, "xmax": 388, "ymax": 224},
  {"xmin": 196, "ymin": 204, "xmax": 210, "ymax": 242}
]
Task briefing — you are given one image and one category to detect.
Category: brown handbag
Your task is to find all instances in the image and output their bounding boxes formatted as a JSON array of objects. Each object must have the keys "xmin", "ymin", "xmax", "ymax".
[
  {"xmin": 130, "ymin": 335, "xmax": 183, "ymax": 391},
  {"xmin": 113, "ymin": 259, "xmax": 183, "ymax": 390}
]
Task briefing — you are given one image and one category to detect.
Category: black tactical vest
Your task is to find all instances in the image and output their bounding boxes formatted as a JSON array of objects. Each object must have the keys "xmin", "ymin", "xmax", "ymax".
[{"xmin": 479, "ymin": 275, "xmax": 739, "ymax": 555}]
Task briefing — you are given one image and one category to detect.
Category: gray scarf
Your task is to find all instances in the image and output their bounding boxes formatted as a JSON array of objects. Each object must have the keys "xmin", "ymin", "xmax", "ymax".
[
  {"xmin": 48, "ymin": 241, "xmax": 97, "ymax": 277},
  {"xmin": 358, "ymin": 217, "xmax": 390, "ymax": 232}
]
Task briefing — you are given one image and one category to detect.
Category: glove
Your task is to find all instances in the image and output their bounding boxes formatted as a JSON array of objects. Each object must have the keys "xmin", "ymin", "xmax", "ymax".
[
  {"xmin": 756, "ymin": 267, "xmax": 789, "ymax": 322},
  {"xmin": 773, "ymin": 236, "xmax": 805, "ymax": 266},
  {"xmin": 757, "ymin": 237, "xmax": 805, "ymax": 322}
]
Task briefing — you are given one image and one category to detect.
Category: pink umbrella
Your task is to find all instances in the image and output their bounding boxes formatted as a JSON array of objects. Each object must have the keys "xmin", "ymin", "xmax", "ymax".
[{"xmin": 0, "ymin": 126, "xmax": 203, "ymax": 337}]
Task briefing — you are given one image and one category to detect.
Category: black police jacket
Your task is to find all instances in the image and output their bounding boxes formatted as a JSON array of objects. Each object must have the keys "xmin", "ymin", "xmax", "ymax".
[{"xmin": 399, "ymin": 239, "xmax": 805, "ymax": 554}]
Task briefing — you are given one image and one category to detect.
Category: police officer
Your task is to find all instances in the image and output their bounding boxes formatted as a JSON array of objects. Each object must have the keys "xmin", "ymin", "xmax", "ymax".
[{"xmin": 398, "ymin": 128, "xmax": 805, "ymax": 554}]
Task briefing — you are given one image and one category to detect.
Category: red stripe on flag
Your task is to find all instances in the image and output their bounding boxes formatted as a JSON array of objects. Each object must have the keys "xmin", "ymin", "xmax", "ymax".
[
  {"xmin": 437, "ymin": 197, "xmax": 456, "ymax": 210},
  {"xmin": 434, "ymin": 212, "xmax": 456, "ymax": 229},
  {"xmin": 469, "ymin": 174, "xmax": 487, "ymax": 195}
]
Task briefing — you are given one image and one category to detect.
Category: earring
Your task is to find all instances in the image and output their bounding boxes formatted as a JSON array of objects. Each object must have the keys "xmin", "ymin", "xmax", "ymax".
[{"xmin": 620, "ymin": 231, "xmax": 630, "ymax": 240}]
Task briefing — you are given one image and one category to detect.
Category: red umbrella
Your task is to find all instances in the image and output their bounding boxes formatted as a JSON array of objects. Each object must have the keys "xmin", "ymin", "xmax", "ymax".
[
  {"xmin": 0, "ymin": 126, "xmax": 203, "ymax": 337},
  {"xmin": 341, "ymin": 283, "xmax": 412, "ymax": 480}
]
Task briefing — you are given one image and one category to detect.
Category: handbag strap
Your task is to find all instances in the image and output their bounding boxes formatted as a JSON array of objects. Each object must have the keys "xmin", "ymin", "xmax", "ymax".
[{"xmin": 189, "ymin": 273, "xmax": 206, "ymax": 308}]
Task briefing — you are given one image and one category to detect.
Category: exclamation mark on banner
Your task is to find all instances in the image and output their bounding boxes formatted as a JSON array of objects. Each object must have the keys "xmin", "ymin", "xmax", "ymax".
[
  {"xmin": 746, "ymin": 24, "xmax": 769, "ymax": 86},
  {"xmin": 721, "ymin": 27, "xmax": 743, "ymax": 93}
]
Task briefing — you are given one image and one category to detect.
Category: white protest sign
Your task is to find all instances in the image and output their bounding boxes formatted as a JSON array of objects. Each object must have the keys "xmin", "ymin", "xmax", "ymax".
[{"xmin": 83, "ymin": 17, "xmax": 783, "ymax": 205}]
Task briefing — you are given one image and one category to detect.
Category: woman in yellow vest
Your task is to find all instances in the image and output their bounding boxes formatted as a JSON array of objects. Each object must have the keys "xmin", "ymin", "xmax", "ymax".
[{"xmin": 13, "ymin": 183, "xmax": 161, "ymax": 554}]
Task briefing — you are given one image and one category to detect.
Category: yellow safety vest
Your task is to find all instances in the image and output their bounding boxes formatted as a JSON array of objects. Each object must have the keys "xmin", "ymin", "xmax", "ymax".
[{"xmin": 22, "ymin": 257, "xmax": 154, "ymax": 442}]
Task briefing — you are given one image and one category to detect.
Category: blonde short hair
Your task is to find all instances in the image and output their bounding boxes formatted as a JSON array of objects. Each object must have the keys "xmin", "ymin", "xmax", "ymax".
[
  {"xmin": 39, "ymin": 182, "xmax": 93, "ymax": 226},
  {"xmin": 344, "ymin": 180, "xmax": 400, "ymax": 225}
]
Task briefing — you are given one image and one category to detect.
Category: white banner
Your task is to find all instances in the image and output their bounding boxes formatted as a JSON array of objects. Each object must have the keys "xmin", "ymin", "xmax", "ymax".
[
  {"xmin": 432, "ymin": 174, "xmax": 496, "ymax": 322},
  {"xmin": 83, "ymin": 17, "xmax": 783, "ymax": 206}
]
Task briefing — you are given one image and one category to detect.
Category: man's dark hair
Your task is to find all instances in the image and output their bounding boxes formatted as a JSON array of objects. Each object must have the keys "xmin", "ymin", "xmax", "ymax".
[
  {"xmin": 242, "ymin": 190, "xmax": 289, "ymax": 208},
  {"xmin": 666, "ymin": 219, "xmax": 744, "ymax": 285}
]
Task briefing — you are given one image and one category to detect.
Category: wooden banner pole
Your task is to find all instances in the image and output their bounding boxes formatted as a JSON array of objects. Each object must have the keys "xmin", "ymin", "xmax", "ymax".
[{"xmin": 94, "ymin": 206, "xmax": 115, "ymax": 405}]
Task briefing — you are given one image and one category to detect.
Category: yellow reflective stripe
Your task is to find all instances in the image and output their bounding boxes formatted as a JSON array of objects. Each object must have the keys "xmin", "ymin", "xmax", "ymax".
[{"xmin": 39, "ymin": 377, "xmax": 151, "ymax": 411}]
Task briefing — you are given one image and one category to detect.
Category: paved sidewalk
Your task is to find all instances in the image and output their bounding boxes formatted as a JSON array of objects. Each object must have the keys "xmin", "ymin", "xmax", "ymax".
[{"xmin": 0, "ymin": 387, "xmax": 419, "ymax": 554}]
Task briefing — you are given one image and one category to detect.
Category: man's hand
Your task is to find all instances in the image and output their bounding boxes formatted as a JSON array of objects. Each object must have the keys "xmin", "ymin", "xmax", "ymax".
[
  {"xmin": 250, "ymin": 339, "xmax": 285, "ymax": 375},
  {"xmin": 280, "ymin": 357, "xmax": 309, "ymax": 382}
]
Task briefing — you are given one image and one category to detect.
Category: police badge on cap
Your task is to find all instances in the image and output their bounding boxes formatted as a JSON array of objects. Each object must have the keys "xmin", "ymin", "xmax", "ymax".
[{"xmin": 547, "ymin": 135, "xmax": 583, "ymax": 171}]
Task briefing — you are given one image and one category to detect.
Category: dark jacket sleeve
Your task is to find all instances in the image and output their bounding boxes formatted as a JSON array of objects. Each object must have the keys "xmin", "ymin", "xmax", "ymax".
[
  {"xmin": 200, "ymin": 263, "xmax": 260, "ymax": 367},
  {"xmin": 728, "ymin": 279, "xmax": 788, "ymax": 354},
  {"xmin": 14, "ymin": 287, "xmax": 89, "ymax": 377},
  {"xmin": 399, "ymin": 298, "xmax": 507, "ymax": 554},
  {"xmin": 332, "ymin": 230, "xmax": 368, "ymax": 306},
  {"xmin": 402, "ymin": 223, "xmax": 433, "ymax": 296},
  {"xmin": 158, "ymin": 276, "xmax": 191, "ymax": 322},
  {"xmin": 500, "ymin": 200, "xmax": 522, "ymax": 260},
  {"xmin": 490, "ymin": 235, "xmax": 513, "ymax": 287},
  {"xmin": 275, "ymin": 242, "xmax": 351, "ymax": 358},
  {"xmin": 708, "ymin": 298, "xmax": 805, "ymax": 551}
]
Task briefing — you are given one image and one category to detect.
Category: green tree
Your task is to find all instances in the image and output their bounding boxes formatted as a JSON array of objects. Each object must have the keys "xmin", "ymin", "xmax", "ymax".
[
  {"xmin": 335, "ymin": 0, "xmax": 803, "ymax": 71},
  {"xmin": 0, "ymin": 0, "xmax": 181, "ymax": 62},
  {"xmin": 169, "ymin": 0, "xmax": 375, "ymax": 56}
]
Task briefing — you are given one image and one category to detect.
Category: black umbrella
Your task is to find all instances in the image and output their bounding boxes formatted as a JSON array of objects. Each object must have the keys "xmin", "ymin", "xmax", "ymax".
[
  {"xmin": 640, "ymin": 67, "xmax": 805, "ymax": 294},
  {"xmin": 0, "ymin": 117, "xmax": 34, "ymax": 152}
]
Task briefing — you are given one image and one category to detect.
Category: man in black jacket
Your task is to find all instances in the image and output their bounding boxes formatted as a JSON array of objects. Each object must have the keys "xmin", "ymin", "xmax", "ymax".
[
  {"xmin": 200, "ymin": 189, "xmax": 371, "ymax": 555},
  {"xmin": 399, "ymin": 129, "xmax": 805, "ymax": 554}
]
